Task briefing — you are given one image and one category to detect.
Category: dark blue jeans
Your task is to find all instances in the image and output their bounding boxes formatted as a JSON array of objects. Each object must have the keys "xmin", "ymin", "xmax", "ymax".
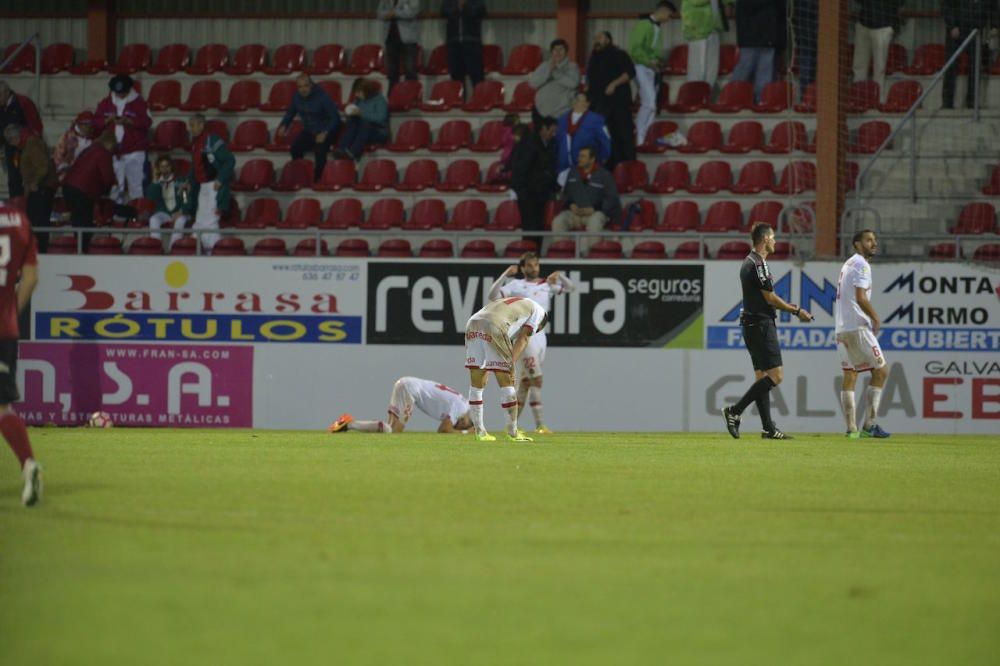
[{"xmin": 337, "ymin": 117, "xmax": 388, "ymax": 159}]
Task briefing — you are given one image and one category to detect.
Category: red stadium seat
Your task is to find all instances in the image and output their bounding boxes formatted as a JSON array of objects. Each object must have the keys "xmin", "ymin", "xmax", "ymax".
[
  {"xmin": 420, "ymin": 45, "xmax": 449, "ymax": 75},
  {"xmin": 293, "ymin": 239, "xmax": 331, "ymax": 256},
  {"xmin": 886, "ymin": 43, "xmax": 908, "ymax": 74},
  {"xmin": 748, "ymin": 201, "xmax": 783, "ymax": 231},
  {"xmin": 470, "ymin": 121, "xmax": 506, "ymax": 152},
  {"xmin": 666, "ymin": 82, "xmax": 711, "ymax": 113},
  {"xmin": 659, "ymin": 201, "xmax": 700, "ymax": 232},
  {"xmin": 252, "ymin": 238, "xmax": 288, "ymax": 256},
  {"xmin": 982, "ymin": 165, "xmax": 1000, "ymax": 195},
  {"xmin": 665, "ymin": 45, "xmax": 688, "ymax": 75},
  {"xmin": 461, "ymin": 239, "xmax": 497, "ymax": 258},
  {"xmin": 879, "ymin": 80, "xmax": 922, "ymax": 113},
  {"xmin": 230, "ymin": 120, "xmax": 270, "ymax": 152},
  {"xmin": 148, "ymin": 43, "xmax": 190, "ymax": 74},
  {"xmin": 638, "ymin": 120, "xmax": 679, "ymax": 154},
  {"xmin": 951, "ymin": 203, "xmax": 996, "ymax": 234},
  {"xmin": 730, "ymin": 161, "xmax": 776, "ymax": 194},
  {"xmin": 719, "ymin": 44, "xmax": 739, "ymax": 75},
  {"xmin": 314, "ymin": 160, "xmax": 357, "ymax": 191},
  {"xmin": 503, "ymin": 82, "xmax": 536, "ymax": 112},
  {"xmin": 387, "ymin": 120, "xmax": 432, "ymax": 152},
  {"xmin": 40, "ymin": 43, "xmax": 74, "ymax": 74},
  {"xmin": 388, "ymin": 80, "xmax": 422, "ymax": 112},
  {"xmin": 463, "ymin": 81, "xmax": 505, "ymax": 112},
  {"xmin": 927, "ymin": 242, "xmax": 961, "ymax": 259},
  {"xmin": 905, "ymin": 44, "xmax": 945, "ymax": 75},
  {"xmin": 282, "ymin": 198, "xmax": 323, "ymax": 228},
  {"xmin": 169, "ymin": 237, "xmax": 198, "ymax": 255},
  {"xmin": 147, "ymin": 79, "xmax": 181, "ymax": 111},
  {"xmin": 395, "ymin": 159, "xmax": 439, "ymax": 192},
  {"xmin": 687, "ymin": 161, "xmax": 732, "ymax": 194},
  {"xmin": 404, "ymin": 199, "xmax": 447, "ymax": 230},
  {"xmin": 273, "ymin": 159, "xmax": 315, "ymax": 191},
  {"xmin": 419, "ymin": 239, "xmax": 454, "ymax": 258},
  {"xmin": 502, "ymin": 44, "xmax": 542, "ymax": 74},
  {"xmin": 186, "ymin": 43, "xmax": 229, "ymax": 75},
  {"xmin": 224, "ymin": 44, "xmax": 267, "ymax": 75},
  {"xmin": 232, "ymin": 159, "xmax": 275, "ymax": 192},
  {"xmin": 717, "ymin": 241, "xmax": 752, "ymax": 259},
  {"xmin": 344, "ymin": 44, "xmax": 383, "ymax": 75},
  {"xmin": 204, "ymin": 119, "xmax": 230, "ymax": 143},
  {"xmin": 306, "ymin": 44, "xmax": 345, "ymax": 75},
  {"xmin": 354, "ymin": 159, "xmax": 398, "ymax": 192},
  {"xmin": 435, "ymin": 160, "xmax": 480, "ymax": 192},
  {"xmin": 419, "ymin": 80, "xmax": 465, "ymax": 112},
  {"xmin": 720, "ymin": 120, "xmax": 764, "ymax": 154},
  {"xmin": 588, "ymin": 240, "xmax": 624, "ymax": 259},
  {"xmin": 179, "ymin": 80, "xmax": 221, "ymax": 111},
  {"xmin": 632, "ymin": 240, "xmax": 667, "ymax": 260},
  {"xmin": 362, "ymin": 198, "xmax": 405, "ymax": 230},
  {"xmin": 794, "ymin": 83, "xmax": 818, "ymax": 113},
  {"xmin": 316, "ymin": 80, "xmax": 343, "ymax": 106},
  {"xmin": 614, "ymin": 199, "xmax": 657, "ymax": 231},
  {"xmin": 612, "ymin": 160, "xmax": 649, "ymax": 193},
  {"xmin": 150, "ymin": 120, "xmax": 189, "ymax": 151},
  {"xmin": 656, "ymin": 81, "xmax": 672, "ymax": 113},
  {"xmin": 769, "ymin": 241, "xmax": 793, "ymax": 260},
  {"xmin": 335, "ymin": 239, "xmax": 370, "ymax": 256},
  {"xmin": 754, "ymin": 81, "xmax": 793, "ymax": 113},
  {"xmin": 676, "ymin": 121, "xmax": 722, "ymax": 154},
  {"xmin": 48, "ymin": 234, "xmax": 79, "ymax": 255},
  {"xmin": 429, "ymin": 120, "xmax": 472, "ymax": 151},
  {"xmin": 173, "ymin": 158, "xmax": 191, "ymax": 177},
  {"xmin": 478, "ymin": 160, "xmax": 510, "ymax": 193},
  {"xmin": 70, "ymin": 57, "xmax": 107, "ymax": 75},
  {"xmin": 446, "ymin": 199, "xmax": 488, "ymax": 230},
  {"xmin": 88, "ymin": 235, "xmax": 124, "ymax": 255},
  {"xmin": 645, "ymin": 161, "xmax": 690, "ymax": 194},
  {"xmin": 109, "ymin": 43, "xmax": 151, "ymax": 74},
  {"xmin": 377, "ymin": 239, "xmax": 412, "ymax": 257},
  {"xmin": 259, "ymin": 80, "xmax": 297, "ymax": 111},
  {"xmin": 673, "ymin": 241, "xmax": 709, "ymax": 259},
  {"xmin": 220, "ymin": 80, "xmax": 262, "ymax": 112},
  {"xmin": 972, "ymin": 244, "xmax": 1000, "ymax": 262},
  {"xmin": 211, "ymin": 237, "xmax": 247, "ymax": 256},
  {"xmin": 762, "ymin": 120, "xmax": 807, "ymax": 154},
  {"xmin": 128, "ymin": 236, "xmax": 164, "ymax": 255},
  {"xmin": 483, "ymin": 44, "xmax": 504, "ymax": 73},
  {"xmin": 265, "ymin": 120, "xmax": 302, "ymax": 151},
  {"xmin": 264, "ymin": 43, "xmax": 305, "ymax": 75},
  {"xmin": 701, "ymin": 201, "xmax": 743, "ymax": 232},
  {"xmin": 492, "ymin": 200, "xmax": 522, "ymax": 230},
  {"xmin": 849, "ymin": 121, "xmax": 891, "ymax": 154},
  {"xmin": 773, "ymin": 162, "xmax": 817, "ymax": 194},
  {"xmin": 239, "ymin": 198, "xmax": 281, "ymax": 228},
  {"xmin": 846, "ymin": 81, "xmax": 880, "ymax": 113},
  {"xmin": 710, "ymin": 80, "xmax": 754, "ymax": 113},
  {"xmin": 323, "ymin": 198, "xmax": 363, "ymax": 229},
  {"xmin": 504, "ymin": 239, "xmax": 537, "ymax": 257},
  {"xmin": 546, "ymin": 240, "xmax": 576, "ymax": 259}
]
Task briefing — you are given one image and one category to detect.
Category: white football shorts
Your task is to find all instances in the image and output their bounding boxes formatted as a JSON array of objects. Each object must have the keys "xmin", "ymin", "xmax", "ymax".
[
  {"xmin": 387, "ymin": 378, "xmax": 416, "ymax": 422},
  {"xmin": 836, "ymin": 328, "xmax": 887, "ymax": 372},
  {"xmin": 519, "ymin": 330, "xmax": 547, "ymax": 378},
  {"xmin": 464, "ymin": 320, "xmax": 514, "ymax": 372}
]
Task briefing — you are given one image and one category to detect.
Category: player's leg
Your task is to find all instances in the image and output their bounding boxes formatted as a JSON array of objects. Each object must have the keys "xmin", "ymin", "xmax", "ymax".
[
  {"xmin": 0, "ymin": 343, "xmax": 41, "ymax": 506},
  {"xmin": 858, "ymin": 329, "xmax": 890, "ymax": 438},
  {"xmin": 724, "ymin": 320, "xmax": 782, "ymax": 438},
  {"xmin": 841, "ymin": 369, "xmax": 860, "ymax": 437},
  {"xmin": 493, "ymin": 370, "xmax": 531, "ymax": 441},
  {"xmin": 467, "ymin": 367, "xmax": 491, "ymax": 439},
  {"xmin": 520, "ymin": 334, "xmax": 548, "ymax": 432}
]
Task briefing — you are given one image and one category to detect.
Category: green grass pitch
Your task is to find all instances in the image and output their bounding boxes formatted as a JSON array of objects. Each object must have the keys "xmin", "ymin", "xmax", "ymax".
[{"xmin": 1, "ymin": 429, "xmax": 999, "ymax": 665}]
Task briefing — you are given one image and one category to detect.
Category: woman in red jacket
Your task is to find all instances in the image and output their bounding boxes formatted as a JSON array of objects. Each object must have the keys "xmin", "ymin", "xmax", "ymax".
[{"xmin": 92, "ymin": 75, "xmax": 151, "ymax": 204}]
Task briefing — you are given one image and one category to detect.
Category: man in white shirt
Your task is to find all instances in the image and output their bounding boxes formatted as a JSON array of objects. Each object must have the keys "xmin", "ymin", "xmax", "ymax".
[
  {"xmin": 488, "ymin": 252, "xmax": 575, "ymax": 434},
  {"xmin": 329, "ymin": 376, "xmax": 473, "ymax": 434},
  {"xmin": 835, "ymin": 229, "xmax": 890, "ymax": 438}
]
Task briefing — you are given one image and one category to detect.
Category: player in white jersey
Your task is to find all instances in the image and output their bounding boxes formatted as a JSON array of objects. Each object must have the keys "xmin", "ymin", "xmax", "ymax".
[
  {"xmin": 487, "ymin": 251, "xmax": 575, "ymax": 434},
  {"xmin": 835, "ymin": 229, "xmax": 890, "ymax": 439},
  {"xmin": 328, "ymin": 376, "xmax": 473, "ymax": 434},
  {"xmin": 464, "ymin": 296, "xmax": 548, "ymax": 442}
]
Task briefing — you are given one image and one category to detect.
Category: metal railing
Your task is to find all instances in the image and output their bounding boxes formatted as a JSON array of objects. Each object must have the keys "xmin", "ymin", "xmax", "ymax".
[{"xmin": 0, "ymin": 33, "xmax": 42, "ymax": 110}]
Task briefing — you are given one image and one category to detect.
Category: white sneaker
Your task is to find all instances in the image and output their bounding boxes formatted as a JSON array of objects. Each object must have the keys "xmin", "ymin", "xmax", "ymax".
[{"xmin": 21, "ymin": 458, "xmax": 42, "ymax": 507}]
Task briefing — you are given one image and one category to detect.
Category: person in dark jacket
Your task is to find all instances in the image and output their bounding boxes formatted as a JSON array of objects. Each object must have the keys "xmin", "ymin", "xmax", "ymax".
[
  {"xmin": 510, "ymin": 117, "xmax": 558, "ymax": 248},
  {"xmin": 3, "ymin": 124, "xmax": 56, "ymax": 253},
  {"xmin": 586, "ymin": 31, "xmax": 637, "ymax": 168},
  {"xmin": 942, "ymin": 0, "xmax": 998, "ymax": 109},
  {"xmin": 335, "ymin": 78, "xmax": 390, "ymax": 161},
  {"xmin": 276, "ymin": 74, "xmax": 341, "ymax": 181},
  {"xmin": 731, "ymin": 0, "xmax": 787, "ymax": 101},
  {"xmin": 0, "ymin": 81, "xmax": 27, "ymax": 198},
  {"xmin": 61, "ymin": 131, "xmax": 117, "ymax": 252},
  {"xmin": 852, "ymin": 0, "xmax": 903, "ymax": 101},
  {"xmin": 792, "ymin": 0, "xmax": 818, "ymax": 97},
  {"xmin": 442, "ymin": 0, "xmax": 487, "ymax": 93},
  {"xmin": 550, "ymin": 146, "xmax": 621, "ymax": 254}
]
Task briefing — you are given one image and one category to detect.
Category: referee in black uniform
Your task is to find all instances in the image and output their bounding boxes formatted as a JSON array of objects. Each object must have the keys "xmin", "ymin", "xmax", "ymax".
[{"xmin": 723, "ymin": 223, "xmax": 812, "ymax": 440}]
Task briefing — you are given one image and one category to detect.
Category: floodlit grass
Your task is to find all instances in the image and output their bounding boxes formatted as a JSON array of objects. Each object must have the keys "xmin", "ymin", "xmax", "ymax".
[{"xmin": 1, "ymin": 429, "xmax": 998, "ymax": 665}]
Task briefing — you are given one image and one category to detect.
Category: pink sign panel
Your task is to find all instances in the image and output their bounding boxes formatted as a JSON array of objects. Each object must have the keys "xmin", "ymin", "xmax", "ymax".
[{"xmin": 15, "ymin": 343, "xmax": 253, "ymax": 427}]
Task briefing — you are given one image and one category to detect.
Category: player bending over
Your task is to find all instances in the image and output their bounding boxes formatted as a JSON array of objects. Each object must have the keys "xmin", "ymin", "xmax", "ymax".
[
  {"xmin": 464, "ymin": 296, "xmax": 548, "ymax": 442},
  {"xmin": 487, "ymin": 251, "xmax": 574, "ymax": 434},
  {"xmin": 836, "ymin": 229, "xmax": 890, "ymax": 438},
  {"xmin": 329, "ymin": 376, "xmax": 474, "ymax": 434},
  {"xmin": 0, "ymin": 202, "xmax": 42, "ymax": 506}
]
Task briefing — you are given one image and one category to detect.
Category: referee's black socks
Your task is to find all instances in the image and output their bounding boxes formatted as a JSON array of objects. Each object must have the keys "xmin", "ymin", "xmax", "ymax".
[{"xmin": 732, "ymin": 376, "xmax": 777, "ymax": 418}]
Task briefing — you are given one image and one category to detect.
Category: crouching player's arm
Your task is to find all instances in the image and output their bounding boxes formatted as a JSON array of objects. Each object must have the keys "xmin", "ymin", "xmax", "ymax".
[
  {"xmin": 437, "ymin": 416, "xmax": 473, "ymax": 434},
  {"xmin": 511, "ymin": 325, "xmax": 534, "ymax": 362}
]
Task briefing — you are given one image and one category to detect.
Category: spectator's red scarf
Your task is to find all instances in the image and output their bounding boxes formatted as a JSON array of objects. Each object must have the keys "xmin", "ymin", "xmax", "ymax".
[
  {"xmin": 577, "ymin": 161, "xmax": 598, "ymax": 182},
  {"xmin": 567, "ymin": 111, "xmax": 588, "ymax": 137},
  {"xmin": 191, "ymin": 131, "xmax": 209, "ymax": 183}
]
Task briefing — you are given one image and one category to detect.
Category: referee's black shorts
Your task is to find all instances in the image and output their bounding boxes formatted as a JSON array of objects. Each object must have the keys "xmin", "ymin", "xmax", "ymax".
[
  {"xmin": 741, "ymin": 316, "xmax": 783, "ymax": 371},
  {"xmin": 0, "ymin": 339, "xmax": 20, "ymax": 405}
]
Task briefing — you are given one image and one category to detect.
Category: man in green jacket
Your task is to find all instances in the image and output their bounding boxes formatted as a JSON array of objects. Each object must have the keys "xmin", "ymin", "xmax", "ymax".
[
  {"xmin": 188, "ymin": 113, "xmax": 235, "ymax": 252},
  {"xmin": 628, "ymin": 1, "xmax": 676, "ymax": 145},
  {"xmin": 146, "ymin": 154, "xmax": 195, "ymax": 250},
  {"xmin": 682, "ymin": 0, "xmax": 735, "ymax": 89}
]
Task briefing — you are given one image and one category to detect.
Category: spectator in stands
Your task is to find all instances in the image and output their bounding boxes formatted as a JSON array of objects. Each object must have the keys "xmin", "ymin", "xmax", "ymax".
[
  {"xmin": 276, "ymin": 74, "xmax": 341, "ymax": 182},
  {"xmin": 732, "ymin": 0, "xmax": 787, "ymax": 101},
  {"xmin": 53, "ymin": 111, "xmax": 95, "ymax": 178},
  {"xmin": 551, "ymin": 146, "xmax": 621, "ymax": 254},
  {"xmin": 3, "ymin": 123, "xmax": 57, "ymax": 253},
  {"xmin": 188, "ymin": 114, "xmax": 235, "ymax": 252},
  {"xmin": 528, "ymin": 38, "xmax": 581, "ymax": 126},
  {"xmin": 555, "ymin": 92, "xmax": 612, "ymax": 179},
  {"xmin": 629, "ymin": 2, "xmax": 675, "ymax": 146},
  {"xmin": 61, "ymin": 131, "xmax": 117, "ymax": 253},
  {"xmin": 853, "ymin": 0, "xmax": 903, "ymax": 102},
  {"xmin": 942, "ymin": 0, "xmax": 997, "ymax": 109},
  {"xmin": 334, "ymin": 78, "xmax": 390, "ymax": 161},
  {"xmin": 681, "ymin": 0, "xmax": 734, "ymax": 89},
  {"xmin": 442, "ymin": 0, "xmax": 487, "ymax": 94},
  {"xmin": 511, "ymin": 116, "xmax": 558, "ymax": 248},
  {"xmin": 92, "ymin": 74, "xmax": 152, "ymax": 204},
  {"xmin": 586, "ymin": 31, "xmax": 637, "ymax": 168},
  {"xmin": 146, "ymin": 155, "xmax": 194, "ymax": 250},
  {"xmin": 792, "ymin": 0, "xmax": 819, "ymax": 97},
  {"xmin": 0, "ymin": 81, "xmax": 28, "ymax": 198},
  {"xmin": 379, "ymin": 0, "xmax": 421, "ymax": 92}
]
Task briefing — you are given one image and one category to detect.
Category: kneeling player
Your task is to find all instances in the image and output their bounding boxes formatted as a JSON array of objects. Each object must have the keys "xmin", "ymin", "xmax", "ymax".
[
  {"xmin": 464, "ymin": 296, "xmax": 547, "ymax": 442},
  {"xmin": 329, "ymin": 376, "xmax": 473, "ymax": 434}
]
